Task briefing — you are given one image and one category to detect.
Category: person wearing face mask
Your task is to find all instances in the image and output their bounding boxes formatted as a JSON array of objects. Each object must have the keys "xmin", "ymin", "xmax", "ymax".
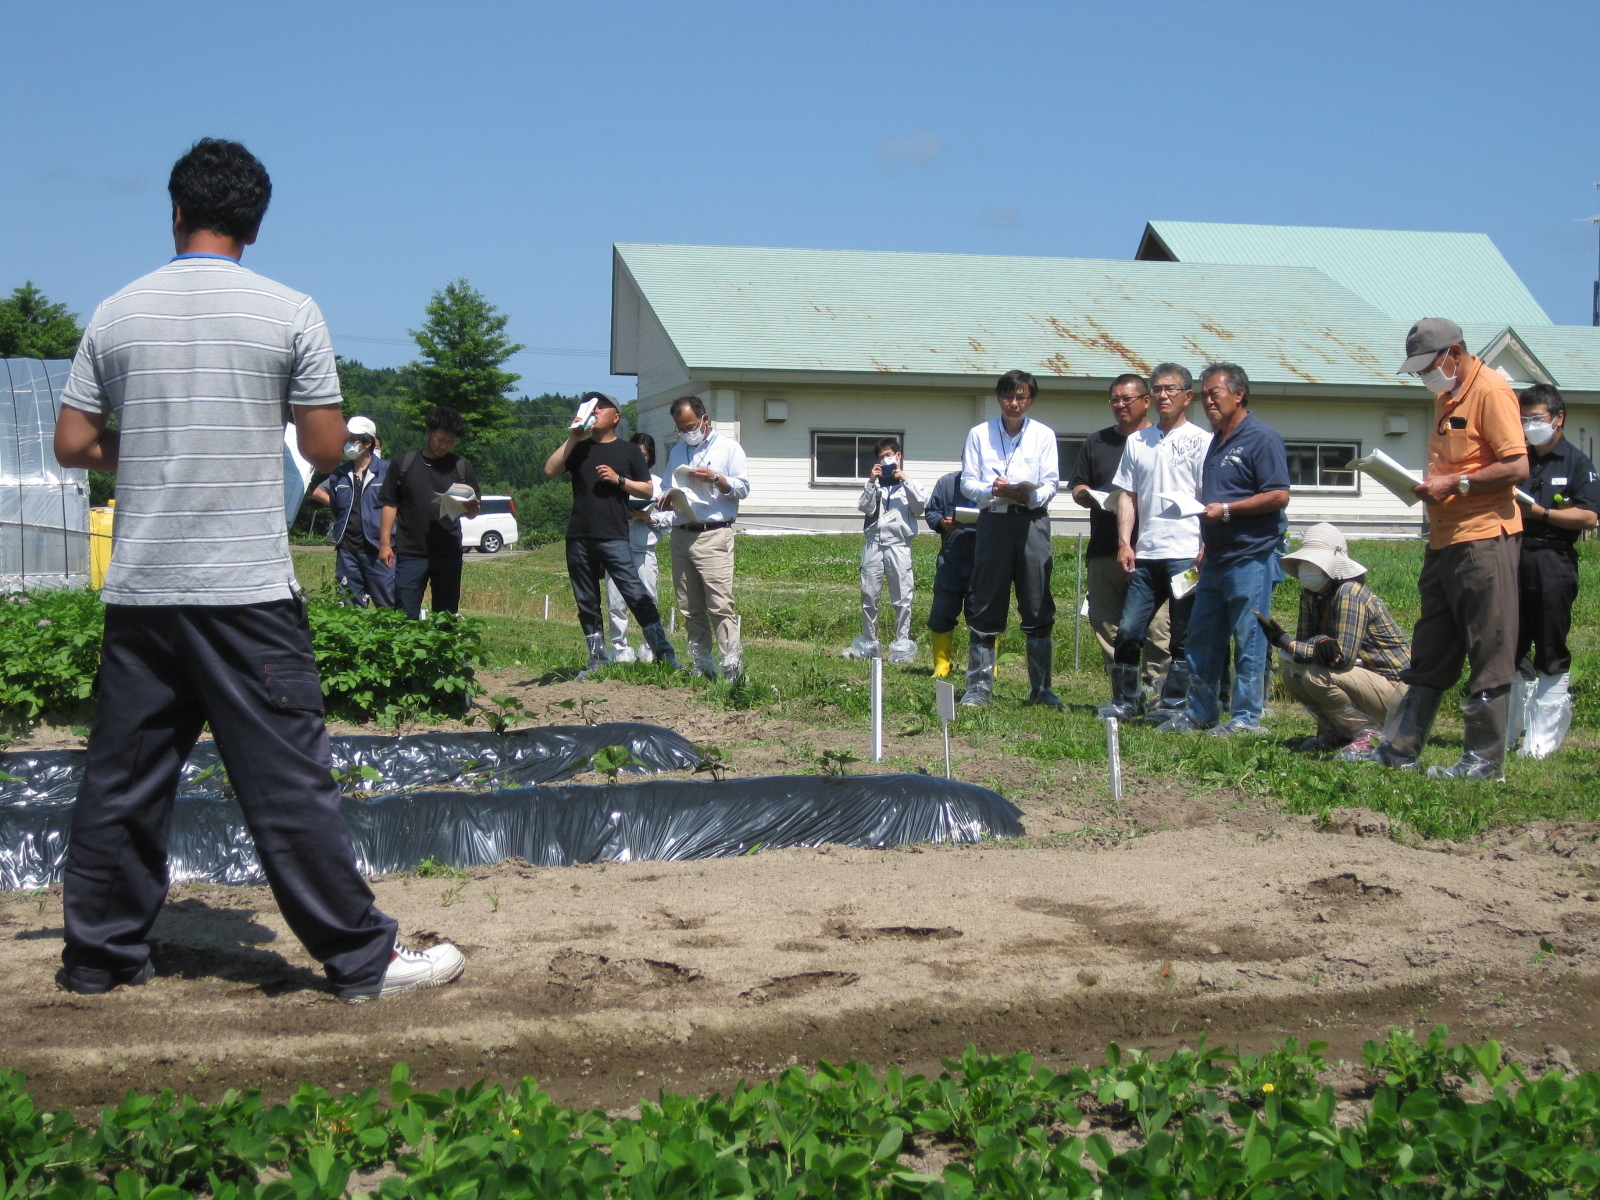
[
  {"xmin": 844, "ymin": 437, "xmax": 926, "ymax": 662},
  {"xmin": 1353, "ymin": 318, "xmax": 1528, "ymax": 780},
  {"xmin": 1507, "ymin": 384, "xmax": 1599, "ymax": 759},
  {"xmin": 310, "ymin": 416, "xmax": 394, "ymax": 608},
  {"xmin": 1255, "ymin": 524, "xmax": 1409, "ymax": 755},
  {"xmin": 657, "ymin": 394, "xmax": 751, "ymax": 679}
]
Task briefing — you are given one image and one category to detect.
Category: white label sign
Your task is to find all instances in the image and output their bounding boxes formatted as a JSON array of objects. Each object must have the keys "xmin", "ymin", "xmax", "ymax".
[{"xmin": 935, "ymin": 679, "xmax": 957, "ymax": 722}]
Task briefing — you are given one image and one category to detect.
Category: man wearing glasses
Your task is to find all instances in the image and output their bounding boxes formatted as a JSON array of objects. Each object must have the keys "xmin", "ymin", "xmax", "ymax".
[
  {"xmin": 1069, "ymin": 373, "xmax": 1170, "ymax": 710},
  {"xmin": 1353, "ymin": 318, "xmax": 1527, "ymax": 779}
]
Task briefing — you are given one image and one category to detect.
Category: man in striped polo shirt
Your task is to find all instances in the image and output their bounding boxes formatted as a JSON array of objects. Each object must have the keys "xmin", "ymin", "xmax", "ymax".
[{"xmin": 52, "ymin": 139, "xmax": 463, "ymax": 1002}]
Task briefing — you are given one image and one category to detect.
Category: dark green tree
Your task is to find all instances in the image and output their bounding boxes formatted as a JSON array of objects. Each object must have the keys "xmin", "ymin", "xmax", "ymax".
[
  {"xmin": 406, "ymin": 280, "xmax": 524, "ymax": 446},
  {"xmin": 0, "ymin": 283, "xmax": 83, "ymax": 359}
]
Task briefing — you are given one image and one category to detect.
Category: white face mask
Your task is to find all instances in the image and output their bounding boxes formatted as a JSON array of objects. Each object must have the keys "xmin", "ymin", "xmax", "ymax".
[
  {"xmin": 1298, "ymin": 564, "xmax": 1332, "ymax": 592},
  {"xmin": 1418, "ymin": 361, "xmax": 1458, "ymax": 394},
  {"xmin": 1523, "ymin": 419, "xmax": 1556, "ymax": 447},
  {"xmin": 879, "ymin": 455, "xmax": 900, "ymax": 471},
  {"xmin": 679, "ymin": 424, "xmax": 707, "ymax": 448},
  {"xmin": 342, "ymin": 440, "xmax": 364, "ymax": 460}
]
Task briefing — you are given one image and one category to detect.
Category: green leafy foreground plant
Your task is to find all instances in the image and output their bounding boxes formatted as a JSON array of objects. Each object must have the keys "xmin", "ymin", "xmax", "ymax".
[
  {"xmin": 3, "ymin": 1027, "xmax": 1598, "ymax": 1199},
  {"xmin": 304, "ymin": 597, "xmax": 486, "ymax": 724},
  {"xmin": 0, "ymin": 589, "xmax": 105, "ymax": 722}
]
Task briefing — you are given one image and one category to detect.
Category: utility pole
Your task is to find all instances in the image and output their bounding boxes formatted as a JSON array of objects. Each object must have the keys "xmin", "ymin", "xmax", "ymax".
[{"xmin": 1590, "ymin": 181, "xmax": 1600, "ymax": 327}]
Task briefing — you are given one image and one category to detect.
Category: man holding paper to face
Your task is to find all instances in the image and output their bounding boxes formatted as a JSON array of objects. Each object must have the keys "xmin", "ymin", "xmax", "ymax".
[
  {"xmin": 958, "ymin": 370, "xmax": 1062, "ymax": 708},
  {"xmin": 1353, "ymin": 319, "xmax": 1527, "ymax": 780},
  {"xmin": 1070, "ymin": 372, "xmax": 1171, "ymax": 697}
]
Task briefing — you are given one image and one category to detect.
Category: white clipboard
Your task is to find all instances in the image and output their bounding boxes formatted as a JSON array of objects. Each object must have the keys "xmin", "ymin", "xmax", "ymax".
[{"xmin": 1347, "ymin": 449, "xmax": 1423, "ymax": 506}]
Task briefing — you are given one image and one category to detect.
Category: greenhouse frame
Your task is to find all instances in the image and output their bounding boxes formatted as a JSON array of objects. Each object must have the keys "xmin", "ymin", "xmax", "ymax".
[{"xmin": 1, "ymin": 358, "xmax": 89, "ymax": 591}]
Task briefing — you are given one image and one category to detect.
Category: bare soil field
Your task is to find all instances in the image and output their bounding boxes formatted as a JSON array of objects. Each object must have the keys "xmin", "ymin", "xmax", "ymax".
[{"xmin": 7, "ymin": 677, "xmax": 1600, "ymax": 1117}]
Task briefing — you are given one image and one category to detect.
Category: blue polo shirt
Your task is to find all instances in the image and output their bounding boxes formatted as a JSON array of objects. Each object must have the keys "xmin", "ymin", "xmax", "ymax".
[{"xmin": 1200, "ymin": 412, "xmax": 1290, "ymax": 566}]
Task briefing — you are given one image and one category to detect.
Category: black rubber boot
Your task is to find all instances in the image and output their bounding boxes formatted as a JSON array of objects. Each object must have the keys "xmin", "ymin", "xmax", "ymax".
[{"xmin": 1024, "ymin": 637, "xmax": 1064, "ymax": 709}]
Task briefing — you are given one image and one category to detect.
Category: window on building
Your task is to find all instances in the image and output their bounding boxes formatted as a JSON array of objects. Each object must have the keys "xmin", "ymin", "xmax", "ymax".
[
  {"xmin": 812, "ymin": 432, "xmax": 905, "ymax": 482},
  {"xmin": 1057, "ymin": 436, "xmax": 1086, "ymax": 485},
  {"xmin": 1284, "ymin": 441, "xmax": 1360, "ymax": 490}
]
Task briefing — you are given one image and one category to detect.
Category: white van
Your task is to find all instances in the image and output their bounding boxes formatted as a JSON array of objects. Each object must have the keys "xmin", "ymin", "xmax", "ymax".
[{"xmin": 460, "ymin": 494, "xmax": 519, "ymax": 553}]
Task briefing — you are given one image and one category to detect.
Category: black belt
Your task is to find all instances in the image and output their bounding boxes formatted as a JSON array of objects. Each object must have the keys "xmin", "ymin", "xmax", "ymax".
[
  {"xmin": 999, "ymin": 505, "xmax": 1048, "ymax": 516},
  {"xmin": 1523, "ymin": 536, "xmax": 1577, "ymax": 553},
  {"xmin": 675, "ymin": 520, "xmax": 733, "ymax": 533}
]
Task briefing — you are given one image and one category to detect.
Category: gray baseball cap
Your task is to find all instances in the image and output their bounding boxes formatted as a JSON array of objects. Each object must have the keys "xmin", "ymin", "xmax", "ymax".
[{"xmin": 1398, "ymin": 317, "xmax": 1464, "ymax": 374}]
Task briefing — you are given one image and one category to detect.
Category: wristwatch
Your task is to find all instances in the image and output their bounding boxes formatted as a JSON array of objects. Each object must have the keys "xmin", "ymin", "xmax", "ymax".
[
  {"xmin": 1221, "ymin": 503, "xmax": 1231, "ymax": 523},
  {"xmin": 1456, "ymin": 476, "xmax": 1471, "ymax": 496}
]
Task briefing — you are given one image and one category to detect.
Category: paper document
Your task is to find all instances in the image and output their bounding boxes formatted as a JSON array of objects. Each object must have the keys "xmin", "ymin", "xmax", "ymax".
[
  {"xmin": 1157, "ymin": 491, "xmax": 1206, "ymax": 520},
  {"xmin": 282, "ymin": 426, "xmax": 313, "ymax": 523},
  {"xmin": 1083, "ymin": 488, "xmax": 1121, "ymax": 512},
  {"xmin": 671, "ymin": 463, "xmax": 715, "ymax": 500},
  {"xmin": 435, "ymin": 482, "xmax": 477, "ymax": 517},
  {"xmin": 1347, "ymin": 449, "xmax": 1422, "ymax": 507},
  {"xmin": 1514, "ymin": 488, "xmax": 1536, "ymax": 507},
  {"xmin": 661, "ymin": 488, "xmax": 699, "ymax": 520},
  {"xmin": 569, "ymin": 398, "xmax": 598, "ymax": 431},
  {"xmin": 1169, "ymin": 567, "xmax": 1200, "ymax": 600},
  {"xmin": 954, "ymin": 507, "xmax": 981, "ymax": 525}
]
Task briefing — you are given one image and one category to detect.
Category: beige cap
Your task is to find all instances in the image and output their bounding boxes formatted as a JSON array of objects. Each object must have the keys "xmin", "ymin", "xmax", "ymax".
[
  {"xmin": 1281, "ymin": 522, "xmax": 1366, "ymax": 580},
  {"xmin": 346, "ymin": 416, "xmax": 378, "ymax": 439}
]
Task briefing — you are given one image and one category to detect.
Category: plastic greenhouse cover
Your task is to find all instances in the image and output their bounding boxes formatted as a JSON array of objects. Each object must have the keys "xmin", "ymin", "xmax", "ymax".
[{"xmin": 1, "ymin": 359, "xmax": 89, "ymax": 590}]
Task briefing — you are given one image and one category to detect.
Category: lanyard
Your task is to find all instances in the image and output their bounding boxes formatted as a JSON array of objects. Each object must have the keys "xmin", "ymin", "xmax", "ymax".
[{"xmin": 997, "ymin": 418, "xmax": 1028, "ymax": 476}]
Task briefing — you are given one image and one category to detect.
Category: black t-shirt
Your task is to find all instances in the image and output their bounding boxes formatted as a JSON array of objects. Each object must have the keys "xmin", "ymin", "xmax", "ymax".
[
  {"xmin": 564, "ymin": 437, "xmax": 650, "ymax": 541},
  {"xmin": 338, "ymin": 465, "xmax": 374, "ymax": 553},
  {"xmin": 377, "ymin": 451, "xmax": 481, "ymax": 558},
  {"xmin": 1067, "ymin": 426, "xmax": 1132, "ymax": 558},
  {"xmin": 1524, "ymin": 438, "xmax": 1600, "ymax": 548}
]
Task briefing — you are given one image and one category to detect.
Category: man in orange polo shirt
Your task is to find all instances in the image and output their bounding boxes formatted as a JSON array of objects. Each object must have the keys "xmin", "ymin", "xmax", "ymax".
[{"xmin": 1357, "ymin": 318, "xmax": 1528, "ymax": 780}]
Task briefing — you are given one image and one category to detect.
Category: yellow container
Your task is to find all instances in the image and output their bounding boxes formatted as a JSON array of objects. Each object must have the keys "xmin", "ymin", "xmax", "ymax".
[{"xmin": 89, "ymin": 502, "xmax": 115, "ymax": 590}]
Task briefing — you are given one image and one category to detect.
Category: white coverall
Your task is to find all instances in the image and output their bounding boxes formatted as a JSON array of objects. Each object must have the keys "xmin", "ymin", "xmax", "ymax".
[
  {"xmin": 606, "ymin": 472, "xmax": 667, "ymax": 661},
  {"xmin": 846, "ymin": 472, "xmax": 926, "ymax": 662}
]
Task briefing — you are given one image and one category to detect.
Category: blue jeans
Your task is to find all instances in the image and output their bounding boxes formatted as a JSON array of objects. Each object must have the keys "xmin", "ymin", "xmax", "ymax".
[
  {"xmin": 335, "ymin": 544, "xmax": 395, "ymax": 609},
  {"xmin": 1115, "ymin": 559, "xmax": 1195, "ymax": 664},
  {"xmin": 565, "ymin": 537, "xmax": 661, "ymax": 640},
  {"xmin": 1184, "ymin": 551, "xmax": 1280, "ymax": 727}
]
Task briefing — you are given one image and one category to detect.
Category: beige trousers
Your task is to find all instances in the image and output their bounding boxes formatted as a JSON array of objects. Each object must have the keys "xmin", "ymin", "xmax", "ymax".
[
  {"xmin": 670, "ymin": 526, "xmax": 740, "ymax": 664},
  {"xmin": 1281, "ymin": 659, "xmax": 1402, "ymax": 730},
  {"xmin": 1086, "ymin": 555, "xmax": 1171, "ymax": 682}
]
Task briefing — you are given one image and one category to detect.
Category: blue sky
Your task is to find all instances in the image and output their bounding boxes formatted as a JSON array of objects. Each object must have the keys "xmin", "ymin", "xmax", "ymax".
[{"xmin": 4, "ymin": 1, "xmax": 1598, "ymax": 399}]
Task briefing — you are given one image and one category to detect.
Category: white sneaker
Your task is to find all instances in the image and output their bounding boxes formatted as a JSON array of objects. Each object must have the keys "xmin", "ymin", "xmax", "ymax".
[{"xmin": 338, "ymin": 941, "xmax": 465, "ymax": 1003}]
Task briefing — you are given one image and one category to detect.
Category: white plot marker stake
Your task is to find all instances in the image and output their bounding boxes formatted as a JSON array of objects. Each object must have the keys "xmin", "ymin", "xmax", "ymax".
[
  {"xmin": 543, "ymin": 594, "xmax": 550, "ymax": 620},
  {"xmin": 1105, "ymin": 716, "xmax": 1123, "ymax": 801},
  {"xmin": 934, "ymin": 679, "xmax": 956, "ymax": 779},
  {"xmin": 870, "ymin": 656, "xmax": 884, "ymax": 763}
]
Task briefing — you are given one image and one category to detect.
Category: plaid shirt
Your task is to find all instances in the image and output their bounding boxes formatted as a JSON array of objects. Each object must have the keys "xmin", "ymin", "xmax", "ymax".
[{"xmin": 1290, "ymin": 578, "xmax": 1409, "ymax": 680}]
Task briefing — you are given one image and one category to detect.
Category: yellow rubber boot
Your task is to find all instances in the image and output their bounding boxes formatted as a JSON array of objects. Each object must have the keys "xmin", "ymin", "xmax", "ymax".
[{"xmin": 931, "ymin": 630, "xmax": 954, "ymax": 678}]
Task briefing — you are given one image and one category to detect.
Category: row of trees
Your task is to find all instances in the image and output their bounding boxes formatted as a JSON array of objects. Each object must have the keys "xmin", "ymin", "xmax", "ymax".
[{"xmin": 2, "ymin": 279, "xmax": 593, "ymax": 544}]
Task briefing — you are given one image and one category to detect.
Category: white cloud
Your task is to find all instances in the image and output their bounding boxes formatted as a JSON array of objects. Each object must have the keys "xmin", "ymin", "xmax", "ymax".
[
  {"xmin": 876, "ymin": 130, "xmax": 946, "ymax": 167},
  {"xmin": 977, "ymin": 206, "xmax": 1023, "ymax": 228},
  {"xmin": 40, "ymin": 168, "xmax": 147, "ymax": 196}
]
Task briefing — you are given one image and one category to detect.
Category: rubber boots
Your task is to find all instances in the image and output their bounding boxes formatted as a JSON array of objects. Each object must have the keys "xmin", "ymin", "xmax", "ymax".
[
  {"xmin": 931, "ymin": 630, "xmax": 955, "ymax": 679},
  {"xmin": 1429, "ymin": 687, "xmax": 1510, "ymax": 781},
  {"xmin": 1024, "ymin": 637, "xmax": 1064, "ymax": 709},
  {"xmin": 574, "ymin": 631, "xmax": 609, "ymax": 680},
  {"xmin": 641, "ymin": 622, "xmax": 681, "ymax": 671},
  {"xmin": 1147, "ymin": 658, "xmax": 1192, "ymax": 727},
  {"xmin": 1343, "ymin": 684, "xmax": 1443, "ymax": 768},
  {"xmin": 1097, "ymin": 661, "xmax": 1143, "ymax": 720},
  {"xmin": 960, "ymin": 634, "xmax": 997, "ymax": 707},
  {"xmin": 1520, "ymin": 672, "xmax": 1573, "ymax": 760}
]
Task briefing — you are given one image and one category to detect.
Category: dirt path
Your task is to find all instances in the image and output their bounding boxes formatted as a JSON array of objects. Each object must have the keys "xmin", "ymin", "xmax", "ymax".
[{"xmin": 6, "ymin": 816, "xmax": 1598, "ymax": 1115}]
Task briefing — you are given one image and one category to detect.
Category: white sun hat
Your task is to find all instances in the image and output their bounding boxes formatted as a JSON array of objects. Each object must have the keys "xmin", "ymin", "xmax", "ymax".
[
  {"xmin": 346, "ymin": 415, "xmax": 378, "ymax": 439},
  {"xmin": 1280, "ymin": 522, "xmax": 1367, "ymax": 580}
]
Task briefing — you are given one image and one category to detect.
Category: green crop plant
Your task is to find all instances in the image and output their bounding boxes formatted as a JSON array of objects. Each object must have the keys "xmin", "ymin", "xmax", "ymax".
[{"xmin": 590, "ymin": 745, "xmax": 643, "ymax": 784}]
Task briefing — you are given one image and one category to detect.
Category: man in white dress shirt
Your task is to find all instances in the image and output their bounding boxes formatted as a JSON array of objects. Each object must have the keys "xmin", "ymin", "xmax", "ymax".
[
  {"xmin": 657, "ymin": 395, "xmax": 752, "ymax": 679},
  {"xmin": 959, "ymin": 370, "xmax": 1062, "ymax": 708}
]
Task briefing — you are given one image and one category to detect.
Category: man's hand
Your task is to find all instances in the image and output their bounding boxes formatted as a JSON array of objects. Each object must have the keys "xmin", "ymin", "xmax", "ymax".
[
  {"xmin": 992, "ymin": 477, "xmax": 1031, "ymax": 504},
  {"xmin": 1116, "ymin": 543, "xmax": 1136, "ymax": 574},
  {"xmin": 378, "ymin": 543, "xmax": 395, "ymax": 569},
  {"xmin": 869, "ymin": 463, "xmax": 883, "ymax": 481},
  {"xmin": 1414, "ymin": 474, "xmax": 1462, "ymax": 506},
  {"xmin": 1072, "ymin": 486, "xmax": 1095, "ymax": 509},
  {"xmin": 889, "ymin": 465, "xmax": 905, "ymax": 484},
  {"xmin": 939, "ymin": 516, "xmax": 955, "ymax": 532},
  {"xmin": 596, "ymin": 464, "xmax": 621, "ymax": 486},
  {"xmin": 688, "ymin": 466, "xmax": 718, "ymax": 482},
  {"xmin": 1202, "ymin": 502, "xmax": 1226, "ymax": 524}
]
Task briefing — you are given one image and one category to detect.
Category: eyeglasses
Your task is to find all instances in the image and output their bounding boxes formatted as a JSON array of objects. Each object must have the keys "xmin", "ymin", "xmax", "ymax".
[
  {"xmin": 1150, "ymin": 385, "xmax": 1188, "ymax": 396},
  {"xmin": 1109, "ymin": 395, "xmax": 1147, "ymax": 406}
]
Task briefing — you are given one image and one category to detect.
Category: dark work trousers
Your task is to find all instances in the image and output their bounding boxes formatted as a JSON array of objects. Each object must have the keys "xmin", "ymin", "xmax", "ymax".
[
  {"xmin": 394, "ymin": 552, "xmax": 463, "ymax": 619},
  {"xmin": 927, "ymin": 531, "xmax": 976, "ymax": 634},
  {"xmin": 61, "ymin": 600, "xmax": 398, "ymax": 992},
  {"xmin": 967, "ymin": 508, "xmax": 1055, "ymax": 638},
  {"xmin": 335, "ymin": 543, "xmax": 396, "ymax": 609},
  {"xmin": 1402, "ymin": 532, "xmax": 1519, "ymax": 694},
  {"xmin": 566, "ymin": 537, "xmax": 662, "ymax": 639},
  {"xmin": 1516, "ymin": 542, "xmax": 1578, "ymax": 675}
]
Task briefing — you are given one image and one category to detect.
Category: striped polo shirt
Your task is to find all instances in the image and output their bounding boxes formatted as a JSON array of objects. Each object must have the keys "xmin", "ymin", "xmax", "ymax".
[{"xmin": 60, "ymin": 255, "xmax": 341, "ymax": 605}]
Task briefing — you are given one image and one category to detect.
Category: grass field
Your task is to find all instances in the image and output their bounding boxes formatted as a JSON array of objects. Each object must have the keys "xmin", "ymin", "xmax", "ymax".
[{"xmin": 292, "ymin": 534, "xmax": 1599, "ymax": 843}]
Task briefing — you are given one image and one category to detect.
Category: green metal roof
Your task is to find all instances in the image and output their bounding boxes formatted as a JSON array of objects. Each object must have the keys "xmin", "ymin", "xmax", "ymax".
[
  {"xmin": 1463, "ymin": 323, "xmax": 1600, "ymax": 392},
  {"xmin": 1140, "ymin": 221, "xmax": 1552, "ymax": 327},
  {"xmin": 614, "ymin": 242, "xmax": 1417, "ymax": 390}
]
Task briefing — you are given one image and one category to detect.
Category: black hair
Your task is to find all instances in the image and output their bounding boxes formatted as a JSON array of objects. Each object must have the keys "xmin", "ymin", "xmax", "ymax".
[
  {"xmin": 670, "ymin": 394, "xmax": 707, "ymax": 420},
  {"xmin": 631, "ymin": 431, "xmax": 656, "ymax": 468},
  {"xmin": 1109, "ymin": 373, "xmax": 1149, "ymax": 396},
  {"xmin": 168, "ymin": 139, "xmax": 272, "ymax": 241},
  {"xmin": 423, "ymin": 406, "xmax": 467, "ymax": 437},
  {"xmin": 1519, "ymin": 383, "xmax": 1565, "ymax": 419},
  {"xmin": 996, "ymin": 369, "xmax": 1038, "ymax": 400},
  {"xmin": 1149, "ymin": 363, "xmax": 1193, "ymax": 391},
  {"xmin": 874, "ymin": 436, "xmax": 902, "ymax": 456},
  {"xmin": 1201, "ymin": 362, "xmax": 1250, "ymax": 405}
]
